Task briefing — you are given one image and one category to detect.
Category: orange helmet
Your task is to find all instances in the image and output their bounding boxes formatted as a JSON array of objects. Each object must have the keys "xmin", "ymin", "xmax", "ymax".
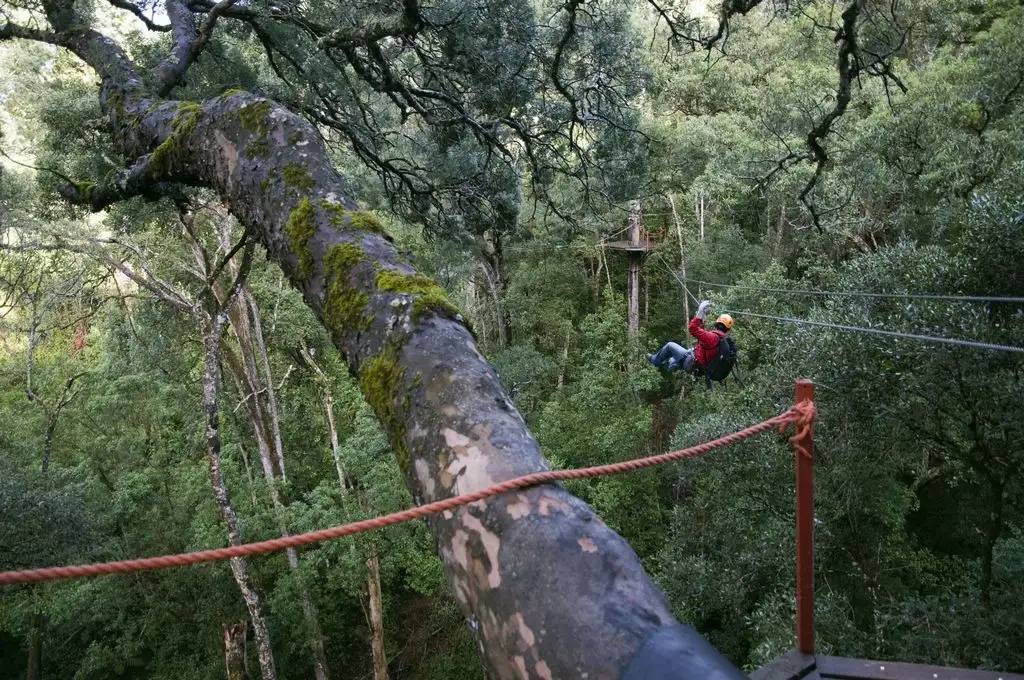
[{"xmin": 716, "ymin": 314, "xmax": 734, "ymax": 330}]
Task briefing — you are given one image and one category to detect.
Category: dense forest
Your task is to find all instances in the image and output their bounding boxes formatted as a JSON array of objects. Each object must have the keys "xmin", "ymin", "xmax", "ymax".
[{"xmin": 1, "ymin": 0, "xmax": 1022, "ymax": 677}]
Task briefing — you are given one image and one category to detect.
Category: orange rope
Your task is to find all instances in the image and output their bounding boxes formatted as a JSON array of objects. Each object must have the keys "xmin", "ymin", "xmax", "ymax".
[{"xmin": 0, "ymin": 401, "xmax": 815, "ymax": 586}]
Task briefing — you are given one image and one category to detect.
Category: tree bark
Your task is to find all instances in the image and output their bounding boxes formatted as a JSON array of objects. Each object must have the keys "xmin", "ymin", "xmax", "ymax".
[
  {"xmin": 366, "ymin": 546, "xmax": 389, "ymax": 680},
  {"xmin": 223, "ymin": 622, "xmax": 250, "ymax": 680},
  {"xmin": 26, "ymin": 612, "xmax": 42, "ymax": 680}
]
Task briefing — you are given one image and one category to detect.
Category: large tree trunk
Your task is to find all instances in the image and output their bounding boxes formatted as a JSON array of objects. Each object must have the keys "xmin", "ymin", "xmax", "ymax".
[
  {"xmin": 5, "ymin": 11, "xmax": 745, "ymax": 664},
  {"xmin": 200, "ymin": 319, "xmax": 278, "ymax": 680}
]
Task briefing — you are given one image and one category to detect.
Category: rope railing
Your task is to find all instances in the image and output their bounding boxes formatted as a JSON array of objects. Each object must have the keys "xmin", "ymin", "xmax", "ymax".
[{"xmin": 0, "ymin": 401, "xmax": 816, "ymax": 586}]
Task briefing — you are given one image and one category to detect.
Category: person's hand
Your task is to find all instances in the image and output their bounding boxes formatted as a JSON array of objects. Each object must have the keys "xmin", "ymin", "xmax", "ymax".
[{"xmin": 696, "ymin": 300, "xmax": 712, "ymax": 320}]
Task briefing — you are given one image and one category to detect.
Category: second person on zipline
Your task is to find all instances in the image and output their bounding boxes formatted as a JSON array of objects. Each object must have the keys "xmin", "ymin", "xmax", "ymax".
[{"xmin": 647, "ymin": 300, "xmax": 733, "ymax": 374}]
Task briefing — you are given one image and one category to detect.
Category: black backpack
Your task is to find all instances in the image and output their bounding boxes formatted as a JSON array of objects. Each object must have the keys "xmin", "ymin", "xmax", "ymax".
[{"xmin": 704, "ymin": 333, "xmax": 737, "ymax": 384}]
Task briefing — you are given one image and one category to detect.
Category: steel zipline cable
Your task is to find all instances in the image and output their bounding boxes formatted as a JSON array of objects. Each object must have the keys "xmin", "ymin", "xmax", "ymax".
[
  {"xmin": 725, "ymin": 309, "xmax": 1024, "ymax": 354},
  {"xmin": 652, "ymin": 256, "xmax": 1024, "ymax": 354},
  {"xmin": 681, "ymin": 278, "xmax": 1024, "ymax": 304}
]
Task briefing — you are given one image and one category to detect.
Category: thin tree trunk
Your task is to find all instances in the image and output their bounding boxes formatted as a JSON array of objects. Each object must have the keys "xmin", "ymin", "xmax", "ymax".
[
  {"xmin": 41, "ymin": 415, "xmax": 56, "ymax": 482},
  {"xmin": 367, "ymin": 546, "xmax": 389, "ymax": 680},
  {"xmin": 242, "ymin": 288, "xmax": 288, "ymax": 484},
  {"xmin": 667, "ymin": 194, "xmax": 690, "ymax": 342},
  {"xmin": 229, "ymin": 293, "xmax": 286, "ymax": 481},
  {"xmin": 223, "ymin": 622, "xmax": 249, "ymax": 680},
  {"xmin": 26, "ymin": 612, "xmax": 42, "ymax": 680},
  {"xmin": 980, "ymin": 477, "xmax": 1005, "ymax": 604},
  {"xmin": 200, "ymin": 319, "xmax": 278, "ymax": 680},
  {"xmin": 301, "ymin": 346, "xmax": 349, "ymax": 489},
  {"xmin": 697, "ymin": 190, "xmax": 705, "ymax": 242},
  {"xmin": 480, "ymin": 259, "xmax": 509, "ymax": 348},
  {"xmin": 556, "ymin": 329, "xmax": 570, "ymax": 391},
  {"xmin": 774, "ymin": 205, "xmax": 786, "ymax": 261},
  {"xmin": 218, "ymin": 286, "xmax": 331, "ymax": 680},
  {"xmin": 303, "ymin": 346, "xmax": 388, "ymax": 680}
]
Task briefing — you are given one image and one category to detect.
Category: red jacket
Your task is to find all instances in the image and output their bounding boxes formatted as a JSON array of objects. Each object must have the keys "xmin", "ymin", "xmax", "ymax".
[{"xmin": 689, "ymin": 316, "xmax": 726, "ymax": 368}]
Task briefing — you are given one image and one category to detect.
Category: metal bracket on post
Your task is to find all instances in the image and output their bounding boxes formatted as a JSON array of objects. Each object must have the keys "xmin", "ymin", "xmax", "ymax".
[{"xmin": 794, "ymin": 379, "xmax": 815, "ymax": 655}]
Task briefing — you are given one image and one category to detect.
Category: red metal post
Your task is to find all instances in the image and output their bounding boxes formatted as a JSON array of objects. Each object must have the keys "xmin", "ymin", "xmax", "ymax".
[{"xmin": 794, "ymin": 379, "xmax": 815, "ymax": 654}]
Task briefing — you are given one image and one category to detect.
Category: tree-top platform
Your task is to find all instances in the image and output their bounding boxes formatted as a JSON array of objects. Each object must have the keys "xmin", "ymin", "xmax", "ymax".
[
  {"xmin": 753, "ymin": 649, "xmax": 1024, "ymax": 680},
  {"xmin": 604, "ymin": 238, "xmax": 658, "ymax": 252}
]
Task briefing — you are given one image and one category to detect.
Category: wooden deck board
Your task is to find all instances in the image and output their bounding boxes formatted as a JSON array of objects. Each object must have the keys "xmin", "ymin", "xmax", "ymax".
[
  {"xmin": 752, "ymin": 651, "xmax": 1024, "ymax": 680},
  {"xmin": 816, "ymin": 655, "xmax": 1024, "ymax": 680}
]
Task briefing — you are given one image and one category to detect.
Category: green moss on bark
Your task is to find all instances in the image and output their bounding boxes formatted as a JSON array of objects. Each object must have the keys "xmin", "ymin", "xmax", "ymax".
[
  {"xmin": 283, "ymin": 163, "xmax": 315, "ymax": 191},
  {"xmin": 239, "ymin": 100, "xmax": 273, "ymax": 136},
  {"xmin": 359, "ymin": 347, "xmax": 410, "ymax": 473},
  {"xmin": 321, "ymin": 203, "xmax": 390, "ymax": 239},
  {"xmin": 150, "ymin": 101, "xmax": 201, "ymax": 178},
  {"xmin": 286, "ymin": 198, "xmax": 316, "ymax": 278},
  {"xmin": 323, "ymin": 243, "xmax": 369, "ymax": 331},
  {"xmin": 375, "ymin": 270, "xmax": 462, "ymax": 322}
]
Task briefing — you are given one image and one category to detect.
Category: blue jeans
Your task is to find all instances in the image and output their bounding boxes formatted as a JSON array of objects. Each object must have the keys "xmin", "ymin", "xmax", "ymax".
[{"xmin": 649, "ymin": 342, "xmax": 695, "ymax": 373}]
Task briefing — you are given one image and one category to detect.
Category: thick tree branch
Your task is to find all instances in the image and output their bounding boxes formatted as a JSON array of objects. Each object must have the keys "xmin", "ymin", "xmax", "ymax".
[
  {"xmin": 56, "ymin": 154, "xmax": 176, "ymax": 210},
  {"xmin": 154, "ymin": 0, "xmax": 238, "ymax": 96},
  {"xmin": 105, "ymin": 0, "xmax": 172, "ymax": 32},
  {"xmin": 318, "ymin": 0, "xmax": 421, "ymax": 47}
]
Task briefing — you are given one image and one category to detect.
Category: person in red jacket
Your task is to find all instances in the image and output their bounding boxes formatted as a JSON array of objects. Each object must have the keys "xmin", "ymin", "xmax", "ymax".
[{"xmin": 647, "ymin": 300, "xmax": 734, "ymax": 373}]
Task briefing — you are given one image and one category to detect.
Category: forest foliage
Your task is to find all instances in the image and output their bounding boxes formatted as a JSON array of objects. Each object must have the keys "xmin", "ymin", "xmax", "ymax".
[{"xmin": 1, "ymin": 0, "xmax": 1022, "ymax": 677}]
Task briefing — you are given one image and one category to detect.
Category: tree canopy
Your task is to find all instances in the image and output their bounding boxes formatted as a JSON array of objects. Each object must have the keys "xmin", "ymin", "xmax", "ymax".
[{"xmin": 1, "ymin": 0, "xmax": 1023, "ymax": 678}]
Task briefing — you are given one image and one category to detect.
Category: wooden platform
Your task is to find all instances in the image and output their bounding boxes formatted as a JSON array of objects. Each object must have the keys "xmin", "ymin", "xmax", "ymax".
[
  {"xmin": 751, "ymin": 649, "xmax": 1024, "ymax": 680},
  {"xmin": 604, "ymin": 239, "xmax": 658, "ymax": 252}
]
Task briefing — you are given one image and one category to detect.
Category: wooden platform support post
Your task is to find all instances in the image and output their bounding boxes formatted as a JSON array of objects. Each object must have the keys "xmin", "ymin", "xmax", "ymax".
[
  {"xmin": 794, "ymin": 379, "xmax": 815, "ymax": 654},
  {"xmin": 627, "ymin": 200, "xmax": 642, "ymax": 339}
]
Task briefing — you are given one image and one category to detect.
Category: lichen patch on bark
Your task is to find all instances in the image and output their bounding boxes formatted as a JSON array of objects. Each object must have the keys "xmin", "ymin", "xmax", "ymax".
[
  {"xmin": 214, "ymin": 129, "xmax": 238, "ymax": 181},
  {"xmin": 506, "ymin": 495, "xmax": 531, "ymax": 520},
  {"xmin": 537, "ymin": 494, "xmax": 572, "ymax": 517},
  {"xmin": 514, "ymin": 613, "xmax": 535, "ymax": 646},
  {"xmin": 443, "ymin": 426, "xmax": 499, "ymax": 494},
  {"xmin": 514, "ymin": 656, "xmax": 529, "ymax": 679},
  {"xmin": 461, "ymin": 512, "xmax": 501, "ymax": 589}
]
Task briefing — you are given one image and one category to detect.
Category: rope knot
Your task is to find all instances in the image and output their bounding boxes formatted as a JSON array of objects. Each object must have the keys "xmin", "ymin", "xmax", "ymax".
[{"xmin": 779, "ymin": 400, "xmax": 816, "ymax": 459}]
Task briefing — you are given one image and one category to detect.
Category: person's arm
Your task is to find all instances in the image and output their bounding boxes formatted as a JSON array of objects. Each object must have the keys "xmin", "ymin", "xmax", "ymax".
[{"xmin": 688, "ymin": 300, "xmax": 717, "ymax": 347}]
